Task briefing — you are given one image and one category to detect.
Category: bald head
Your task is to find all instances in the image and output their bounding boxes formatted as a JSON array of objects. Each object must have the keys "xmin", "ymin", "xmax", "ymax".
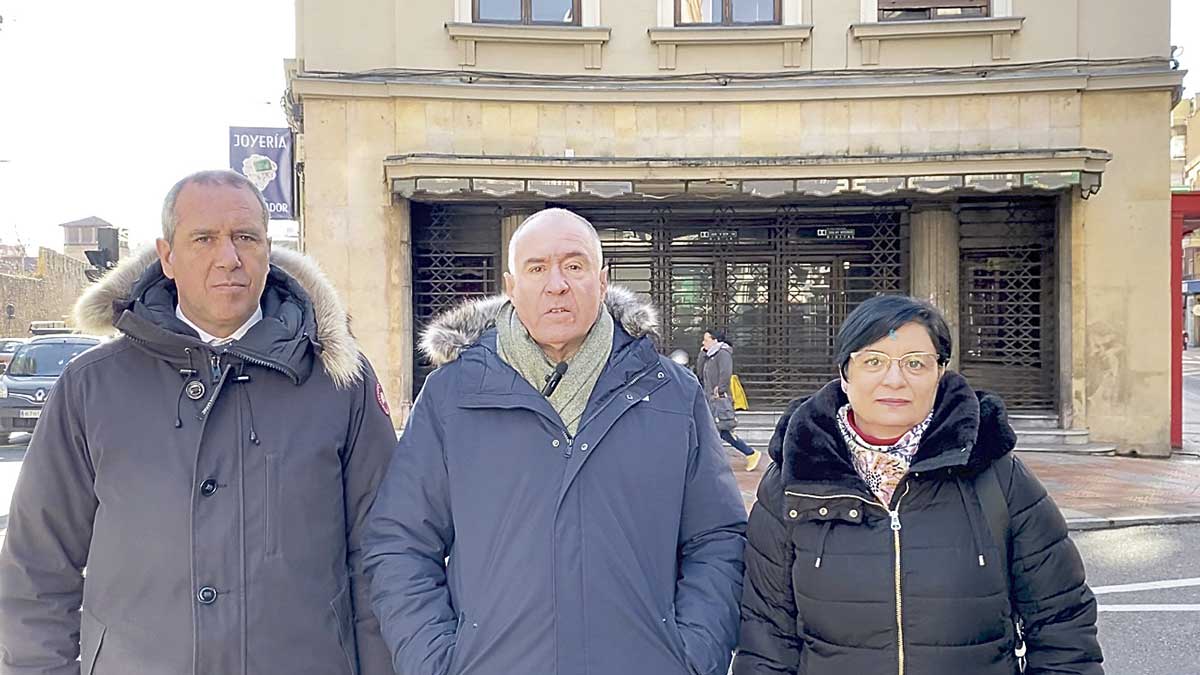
[
  {"xmin": 507, "ymin": 208, "xmax": 603, "ymax": 274},
  {"xmin": 503, "ymin": 208, "xmax": 609, "ymax": 363}
]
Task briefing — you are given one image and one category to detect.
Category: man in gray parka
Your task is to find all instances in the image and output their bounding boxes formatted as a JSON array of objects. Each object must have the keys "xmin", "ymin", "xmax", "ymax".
[{"xmin": 0, "ymin": 170, "xmax": 395, "ymax": 674}]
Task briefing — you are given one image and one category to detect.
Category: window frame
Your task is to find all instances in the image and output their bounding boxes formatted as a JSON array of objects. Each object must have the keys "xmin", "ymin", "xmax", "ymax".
[
  {"xmin": 877, "ymin": 0, "xmax": 990, "ymax": 22},
  {"xmin": 473, "ymin": 0, "xmax": 583, "ymax": 26},
  {"xmin": 675, "ymin": 0, "xmax": 783, "ymax": 27}
]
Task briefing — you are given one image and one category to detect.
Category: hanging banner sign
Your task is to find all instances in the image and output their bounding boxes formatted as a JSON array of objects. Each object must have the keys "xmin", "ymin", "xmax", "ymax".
[{"xmin": 229, "ymin": 127, "xmax": 294, "ymax": 220}]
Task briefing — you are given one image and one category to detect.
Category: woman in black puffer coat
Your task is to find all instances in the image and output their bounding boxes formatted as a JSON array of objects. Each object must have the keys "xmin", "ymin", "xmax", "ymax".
[{"xmin": 733, "ymin": 295, "xmax": 1102, "ymax": 675}]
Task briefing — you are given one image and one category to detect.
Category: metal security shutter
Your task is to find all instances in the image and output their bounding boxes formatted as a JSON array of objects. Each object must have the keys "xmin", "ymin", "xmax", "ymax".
[
  {"xmin": 958, "ymin": 198, "xmax": 1057, "ymax": 411},
  {"xmin": 581, "ymin": 203, "xmax": 909, "ymax": 408}
]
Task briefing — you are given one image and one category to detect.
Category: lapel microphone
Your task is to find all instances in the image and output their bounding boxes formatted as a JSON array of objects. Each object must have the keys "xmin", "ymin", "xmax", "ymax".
[{"xmin": 542, "ymin": 362, "xmax": 569, "ymax": 397}]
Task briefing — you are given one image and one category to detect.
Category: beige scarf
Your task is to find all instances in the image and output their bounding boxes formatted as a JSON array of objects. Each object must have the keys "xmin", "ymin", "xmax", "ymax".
[{"xmin": 496, "ymin": 302, "xmax": 614, "ymax": 436}]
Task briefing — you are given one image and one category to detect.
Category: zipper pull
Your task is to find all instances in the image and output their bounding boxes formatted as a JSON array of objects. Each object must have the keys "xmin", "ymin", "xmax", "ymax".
[
  {"xmin": 889, "ymin": 509, "xmax": 902, "ymax": 531},
  {"xmin": 1015, "ymin": 616, "xmax": 1028, "ymax": 672},
  {"xmin": 210, "ymin": 353, "xmax": 221, "ymax": 382},
  {"xmin": 564, "ymin": 437, "xmax": 573, "ymax": 458}
]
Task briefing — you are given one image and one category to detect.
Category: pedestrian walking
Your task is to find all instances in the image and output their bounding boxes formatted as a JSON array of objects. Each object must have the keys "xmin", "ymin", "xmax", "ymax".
[
  {"xmin": 0, "ymin": 170, "xmax": 396, "ymax": 674},
  {"xmin": 363, "ymin": 208, "xmax": 747, "ymax": 675},
  {"xmin": 699, "ymin": 330, "xmax": 762, "ymax": 471},
  {"xmin": 734, "ymin": 295, "xmax": 1103, "ymax": 675}
]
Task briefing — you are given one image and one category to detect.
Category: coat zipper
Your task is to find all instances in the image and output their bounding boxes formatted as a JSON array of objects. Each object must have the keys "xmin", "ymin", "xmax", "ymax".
[
  {"xmin": 785, "ymin": 482, "xmax": 912, "ymax": 675},
  {"xmin": 558, "ymin": 364, "xmax": 661, "ymax": 458},
  {"xmin": 890, "ymin": 483, "xmax": 911, "ymax": 675},
  {"xmin": 575, "ymin": 365, "xmax": 659, "ymax": 434},
  {"xmin": 226, "ymin": 347, "xmax": 300, "ymax": 383}
]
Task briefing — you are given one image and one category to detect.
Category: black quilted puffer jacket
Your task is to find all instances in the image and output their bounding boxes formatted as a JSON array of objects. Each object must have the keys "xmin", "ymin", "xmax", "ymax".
[{"xmin": 733, "ymin": 372, "xmax": 1103, "ymax": 675}]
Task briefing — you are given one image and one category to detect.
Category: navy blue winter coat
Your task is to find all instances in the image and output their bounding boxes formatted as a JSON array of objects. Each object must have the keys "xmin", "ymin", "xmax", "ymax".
[{"xmin": 363, "ymin": 288, "xmax": 748, "ymax": 675}]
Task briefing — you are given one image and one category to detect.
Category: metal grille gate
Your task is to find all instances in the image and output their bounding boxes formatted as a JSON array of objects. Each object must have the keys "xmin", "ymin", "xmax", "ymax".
[
  {"xmin": 579, "ymin": 203, "xmax": 909, "ymax": 408},
  {"xmin": 958, "ymin": 199, "xmax": 1057, "ymax": 411},
  {"xmin": 411, "ymin": 202, "xmax": 908, "ymax": 407},
  {"xmin": 411, "ymin": 204, "xmax": 502, "ymax": 393}
]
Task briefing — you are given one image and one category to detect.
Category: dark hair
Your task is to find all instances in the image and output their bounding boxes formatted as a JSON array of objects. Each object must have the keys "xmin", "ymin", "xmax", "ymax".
[
  {"xmin": 703, "ymin": 328, "xmax": 727, "ymax": 344},
  {"xmin": 834, "ymin": 295, "xmax": 952, "ymax": 379}
]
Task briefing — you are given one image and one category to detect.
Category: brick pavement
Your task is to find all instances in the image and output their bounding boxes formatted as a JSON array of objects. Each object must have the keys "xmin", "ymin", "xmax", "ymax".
[{"xmin": 728, "ymin": 450, "xmax": 1200, "ymax": 529}]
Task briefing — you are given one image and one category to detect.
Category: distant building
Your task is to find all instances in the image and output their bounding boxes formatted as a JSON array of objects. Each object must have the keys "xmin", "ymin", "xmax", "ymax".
[
  {"xmin": 0, "ymin": 244, "xmax": 36, "ymax": 275},
  {"xmin": 1173, "ymin": 95, "xmax": 1200, "ymax": 192},
  {"xmin": 59, "ymin": 216, "xmax": 130, "ymax": 264}
]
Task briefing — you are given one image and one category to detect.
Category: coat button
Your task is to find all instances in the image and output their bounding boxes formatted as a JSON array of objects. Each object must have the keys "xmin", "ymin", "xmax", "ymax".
[
  {"xmin": 818, "ymin": 507, "xmax": 829, "ymax": 516},
  {"xmin": 185, "ymin": 380, "xmax": 206, "ymax": 401},
  {"xmin": 580, "ymin": 443, "xmax": 589, "ymax": 452},
  {"xmin": 657, "ymin": 372, "xmax": 665, "ymax": 379},
  {"xmin": 849, "ymin": 509, "xmax": 859, "ymax": 518},
  {"xmin": 199, "ymin": 479, "xmax": 218, "ymax": 497},
  {"xmin": 788, "ymin": 509, "xmax": 798, "ymax": 519},
  {"xmin": 552, "ymin": 439, "xmax": 560, "ymax": 448},
  {"xmin": 197, "ymin": 586, "xmax": 218, "ymax": 605},
  {"xmin": 625, "ymin": 393, "xmax": 635, "ymax": 400}
]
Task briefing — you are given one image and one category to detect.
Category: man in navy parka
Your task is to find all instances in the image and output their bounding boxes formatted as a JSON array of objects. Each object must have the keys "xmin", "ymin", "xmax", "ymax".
[{"xmin": 363, "ymin": 209, "xmax": 747, "ymax": 675}]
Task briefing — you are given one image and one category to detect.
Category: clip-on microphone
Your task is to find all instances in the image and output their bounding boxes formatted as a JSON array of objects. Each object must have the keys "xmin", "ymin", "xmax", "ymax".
[{"xmin": 542, "ymin": 362, "xmax": 569, "ymax": 397}]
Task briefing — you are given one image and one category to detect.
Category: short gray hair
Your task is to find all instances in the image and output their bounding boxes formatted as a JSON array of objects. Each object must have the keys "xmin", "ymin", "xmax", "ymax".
[
  {"xmin": 161, "ymin": 169, "xmax": 269, "ymax": 243},
  {"xmin": 507, "ymin": 208, "xmax": 604, "ymax": 274}
]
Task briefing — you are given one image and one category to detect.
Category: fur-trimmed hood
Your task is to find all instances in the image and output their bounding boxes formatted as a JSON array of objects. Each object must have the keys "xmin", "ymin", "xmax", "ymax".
[
  {"xmin": 73, "ymin": 245, "xmax": 362, "ymax": 389},
  {"xmin": 419, "ymin": 286, "xmax": 659, "ymax": 367},
  {"xmin": 769, "ymin": 371, "xmax": 1017, "ymax": 488}
]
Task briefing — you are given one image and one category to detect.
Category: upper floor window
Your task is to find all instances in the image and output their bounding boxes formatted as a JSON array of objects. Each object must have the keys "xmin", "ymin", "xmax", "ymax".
[
  {"xmin": 475, "ymin": 0, "xmax": 581, "ymax": 25},
  {"xmin": 676, "ymin": 0, "xmax": 781, "ymax": 26},
  {"xmin": 879, "ymin": 0, "xmax": 989, "ymax": 22}
]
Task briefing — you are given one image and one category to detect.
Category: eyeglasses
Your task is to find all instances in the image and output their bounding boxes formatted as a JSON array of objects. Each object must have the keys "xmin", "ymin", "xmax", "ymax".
[{"xmin": 848, "ymin": 350, "xmax": 942, "ymax": 378}]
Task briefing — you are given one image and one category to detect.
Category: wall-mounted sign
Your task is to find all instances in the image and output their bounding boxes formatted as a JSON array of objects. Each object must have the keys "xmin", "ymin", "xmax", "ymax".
[
  {"xmin": 816, "ymin": 227, "xmax": 856, "ymax": 240},
  {"xmin": 229, "ymin": 127, "xmax": 294, "ymax": 220}
]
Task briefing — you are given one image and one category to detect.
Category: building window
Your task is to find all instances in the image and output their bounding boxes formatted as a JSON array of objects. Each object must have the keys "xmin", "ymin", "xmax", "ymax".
[
  {"xmin": 474, "ymin": 0, "xmax": 581, "ymax": 25},
  {"xmin": 879, "ymin": 0, "xmax": 989, "ymax": 21},
  {"xmin": 676, "ymin": 0, "xmax": 781, "ymax": 26}
]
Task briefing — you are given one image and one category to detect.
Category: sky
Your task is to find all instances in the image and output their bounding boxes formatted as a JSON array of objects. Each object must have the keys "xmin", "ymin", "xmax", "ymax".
[
  {"xmin": 0, "ymin": 1, "xmax": 1196, "ymax": 254},
  {"xmin": 0, "ymin": 0, "xmax": 296, "ymax": 252}
]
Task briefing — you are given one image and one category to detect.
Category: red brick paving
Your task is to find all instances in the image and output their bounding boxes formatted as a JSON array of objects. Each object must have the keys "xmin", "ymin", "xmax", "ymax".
[{"xmin": 727, "ymin": 450, "xmax": 1200, "ymax": 522}]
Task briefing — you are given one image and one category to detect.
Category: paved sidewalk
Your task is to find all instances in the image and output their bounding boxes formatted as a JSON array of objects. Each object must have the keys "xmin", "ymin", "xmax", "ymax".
[{"xmin": 729, "ymin": 450, "xmax": 1200, "ymax": 531}]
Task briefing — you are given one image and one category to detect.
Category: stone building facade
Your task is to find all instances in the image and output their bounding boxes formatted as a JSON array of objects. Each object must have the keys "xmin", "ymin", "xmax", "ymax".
[{"xmin": 288, "ymin": 0, "xmax": 1183, "ymax": 454}]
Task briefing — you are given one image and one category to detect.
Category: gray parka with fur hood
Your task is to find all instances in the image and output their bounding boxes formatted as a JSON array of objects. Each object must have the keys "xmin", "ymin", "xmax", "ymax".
[{"xmin": 0, "ymin": 248, "xmax": 396, "ymax": 675}]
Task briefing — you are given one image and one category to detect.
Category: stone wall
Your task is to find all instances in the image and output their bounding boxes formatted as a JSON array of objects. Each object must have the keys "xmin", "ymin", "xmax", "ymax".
[{"xmin": 0, "ymin": 248, "xmax": 91, "ymax": 338}]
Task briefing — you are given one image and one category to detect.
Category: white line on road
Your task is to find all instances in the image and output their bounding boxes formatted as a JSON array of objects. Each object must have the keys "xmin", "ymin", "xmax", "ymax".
[
  {"xmin": 1098, "ymin": 605, "xmax": 1200, "ymax": 612},
  {"xmin": 1092, "ymin": 577, "xmax": 1200, "ymax": 595}
]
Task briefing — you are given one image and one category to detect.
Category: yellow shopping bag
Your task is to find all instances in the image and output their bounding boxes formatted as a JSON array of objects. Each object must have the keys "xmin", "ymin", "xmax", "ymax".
[{"xmin": 730, "ymin": 374, "xmax": 749, "ymax": 411}]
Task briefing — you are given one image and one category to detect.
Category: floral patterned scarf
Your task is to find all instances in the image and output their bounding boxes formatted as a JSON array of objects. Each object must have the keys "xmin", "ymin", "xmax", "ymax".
[{"xmin": 836, "ymin": 404, "xmax": 934, "ymax": 506}]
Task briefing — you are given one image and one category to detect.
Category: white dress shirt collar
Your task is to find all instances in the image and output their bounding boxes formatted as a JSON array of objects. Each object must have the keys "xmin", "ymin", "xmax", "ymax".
[{"xmin": 176, "ymin": 305, "xmax": 263, "ymax": 345}]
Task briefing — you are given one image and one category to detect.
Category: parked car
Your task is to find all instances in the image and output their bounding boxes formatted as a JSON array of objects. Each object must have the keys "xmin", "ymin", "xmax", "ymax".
[
  {"xmin": 0, "ymin": 335, "xmax": 102, "ymax": 443},
  {"xmin": 0, "ymin": 338, "xmax": 29, "ymax": 374}
]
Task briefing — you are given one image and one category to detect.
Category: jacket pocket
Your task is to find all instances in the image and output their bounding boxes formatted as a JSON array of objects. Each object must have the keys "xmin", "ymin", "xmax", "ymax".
[
  {"xmin": 329, "ymin": 585, "xmax": 358, "ymax": 675},
  {"xmin": 663, "ymin": 610, "xmax": 692, "ymax": 672},
  {"xmin": 448, "ymin": 611, "xmax": 477, "ymax": 674},
  {"xmin": 80, "ymin": 607, "xmax": 107, "ymax": 675},
  {"xmin": 264, "ymin": 452, "xmax": 280, "ymax": 556}
]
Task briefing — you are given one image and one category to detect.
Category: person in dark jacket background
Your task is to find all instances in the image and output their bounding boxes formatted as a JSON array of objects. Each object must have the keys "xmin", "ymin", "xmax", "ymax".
[
  {"xmin": 363, "ymin": 208, "xmax": 747, "ymax": 675},
  {"xmin": 698, "ymin": 329, "xmax": 762, "ymax": 471},
  {"xmin": 0, "ymin": 170, "xmax": 395, "ymax": 674},
  {"xmin": 733, "ymin": 295, "xmax": 1102, "ymax": 675}
]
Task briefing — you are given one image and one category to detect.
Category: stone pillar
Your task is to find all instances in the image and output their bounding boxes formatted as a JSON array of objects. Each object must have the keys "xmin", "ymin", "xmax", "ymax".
[
  {"xmin": 388, "ymin": 198, "xmax": 415, "ymax": 426},
  {"xmin": 909, "ymin": 204, "xmax": 961, "ymax": 370}
]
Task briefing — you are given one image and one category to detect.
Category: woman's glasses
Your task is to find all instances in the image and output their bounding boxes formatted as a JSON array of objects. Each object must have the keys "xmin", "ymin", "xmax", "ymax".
[{"xmin": 848, "ymin": 350, "xmax": 941, "ymax": 378}]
